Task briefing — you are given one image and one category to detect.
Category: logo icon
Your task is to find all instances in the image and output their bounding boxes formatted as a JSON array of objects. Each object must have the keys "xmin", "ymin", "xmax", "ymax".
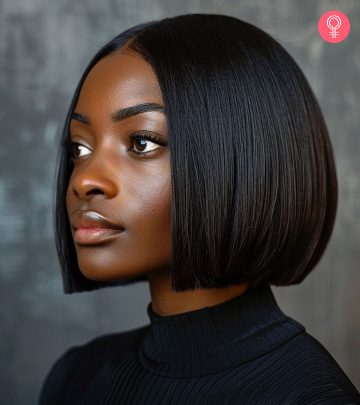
[
  {"xmin": 318, "ymin": 10, "xmax": 350, "ymax": 43},
  {"xmin": 327, "ymin": 15, "xmax": 341, "ymax": 38}
]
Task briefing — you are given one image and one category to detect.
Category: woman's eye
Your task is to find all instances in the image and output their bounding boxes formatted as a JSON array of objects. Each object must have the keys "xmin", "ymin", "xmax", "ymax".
[
  {"xmin": 66, "ymin": 141, "xmax": 92, "ymax": 160},
  {"xmin": 62, "ymin": 131, "xmax": 166, "ymax": 160},
  {"xmin": 129, "ymin": 133, "xmax": 165, "ymax": 156}
]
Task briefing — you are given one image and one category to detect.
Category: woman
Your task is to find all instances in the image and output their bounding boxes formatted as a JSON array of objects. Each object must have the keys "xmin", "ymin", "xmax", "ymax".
[{"xmin": 38, "ymin": 13, "xmax": 360, "ymax": 404}]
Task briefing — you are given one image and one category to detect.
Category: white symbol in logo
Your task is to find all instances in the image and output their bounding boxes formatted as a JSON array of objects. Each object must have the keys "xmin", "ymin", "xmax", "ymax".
[{"xmin": 327, "ymin": 15, "xmax": 342, "ymax": 38}]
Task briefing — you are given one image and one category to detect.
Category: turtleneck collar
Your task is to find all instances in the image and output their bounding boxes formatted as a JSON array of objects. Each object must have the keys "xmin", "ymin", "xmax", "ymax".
[{"xmin": 138, "ymin": 283, "xmax": 305, "ymax": 378}]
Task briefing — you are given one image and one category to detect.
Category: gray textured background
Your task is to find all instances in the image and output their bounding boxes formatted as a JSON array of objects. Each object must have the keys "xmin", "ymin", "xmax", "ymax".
[{"xmin": 0, "ymin": 0, "xmax": 359, "ymax": 404}]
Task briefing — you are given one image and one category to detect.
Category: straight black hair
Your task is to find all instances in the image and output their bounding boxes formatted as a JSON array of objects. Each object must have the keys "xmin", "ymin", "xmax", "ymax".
[{"xmin": 54, "ymin": 13, "xmax": 338, "ymax": 294}]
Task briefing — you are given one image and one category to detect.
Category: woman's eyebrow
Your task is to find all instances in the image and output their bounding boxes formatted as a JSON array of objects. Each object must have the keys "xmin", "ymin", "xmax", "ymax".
[{"xmin": 71, "ymin": 102, "xmax": 165, "ymax": 125}]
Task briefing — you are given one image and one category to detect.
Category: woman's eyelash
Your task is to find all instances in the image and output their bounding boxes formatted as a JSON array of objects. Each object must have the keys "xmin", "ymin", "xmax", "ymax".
[{"xmin": 61, "ymin": 131, "xmax": 167, "ymax": 159}]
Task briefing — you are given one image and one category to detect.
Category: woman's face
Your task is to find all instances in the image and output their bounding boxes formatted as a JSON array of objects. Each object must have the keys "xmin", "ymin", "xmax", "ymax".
[{"xmin": 66, "ymin": 48, "xmax": 172, "ymax": 282}]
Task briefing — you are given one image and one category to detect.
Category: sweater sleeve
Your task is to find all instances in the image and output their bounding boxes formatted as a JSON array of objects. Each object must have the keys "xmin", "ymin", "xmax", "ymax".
[{"xmin": 37, "ymin": 346, "xmax": 81, "ymax": 405}]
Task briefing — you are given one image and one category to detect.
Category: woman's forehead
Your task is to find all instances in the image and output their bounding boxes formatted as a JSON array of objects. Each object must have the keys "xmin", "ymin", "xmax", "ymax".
[
  {"xmin": 84, "ymin": 51, "xmax": 160, "ymax": 95},
  {"xmin": 74, "ymin": 52, "xmax": 163, "ymax": 115}
]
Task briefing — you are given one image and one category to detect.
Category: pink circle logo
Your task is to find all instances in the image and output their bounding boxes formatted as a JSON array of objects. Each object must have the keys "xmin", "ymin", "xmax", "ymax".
[{"xmin": 318, "ymin": 10, "xmax": 350, "ymax": 43}]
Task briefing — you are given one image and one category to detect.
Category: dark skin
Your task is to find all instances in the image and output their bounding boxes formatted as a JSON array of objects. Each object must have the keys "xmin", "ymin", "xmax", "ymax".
[{"xmin": 66, "ymin": 45, "xmax": 250, "ymax": 316}]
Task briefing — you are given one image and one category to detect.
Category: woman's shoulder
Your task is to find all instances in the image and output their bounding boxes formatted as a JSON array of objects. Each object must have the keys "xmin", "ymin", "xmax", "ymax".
[
  {"xmin": 37, "ymin": 324, "xmax": 150, "ymax": 405},
  {"xmin": 269, "ymin": 329, "xmax": 360, "ymax": 404},
  {"xmin": 37, "ymin": 345, "xmax": 82, "ymax": 405},
  {"xmin": 76, "ymin": 323, "xmax": 150, "ymax": 354},
  {"xmin": 223, "ymin": 327, "xmax": 360, "ymax": 404}
]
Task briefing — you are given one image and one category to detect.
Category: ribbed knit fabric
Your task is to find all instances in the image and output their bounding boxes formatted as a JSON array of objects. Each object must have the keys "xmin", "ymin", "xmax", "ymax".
[{"xmin": 38, "ymin": 284, "xmax": 360, "ymax": 404}]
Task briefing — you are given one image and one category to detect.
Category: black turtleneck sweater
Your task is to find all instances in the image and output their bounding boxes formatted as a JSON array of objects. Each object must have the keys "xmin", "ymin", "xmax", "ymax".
[{"xmin": 38, "ymin": 284, "xmax": 360, "ymax": 404}]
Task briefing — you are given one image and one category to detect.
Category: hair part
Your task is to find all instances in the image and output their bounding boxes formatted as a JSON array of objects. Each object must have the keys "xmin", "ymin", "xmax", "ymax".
[{"xmin": 54, "ymin": 13, "xmax": 338, "ymax": 294}]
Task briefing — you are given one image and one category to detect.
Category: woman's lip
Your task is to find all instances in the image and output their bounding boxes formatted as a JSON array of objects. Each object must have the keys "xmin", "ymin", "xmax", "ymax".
[
  {"xmin": 73, "ymin": 228, "xmax": 124, "ymax": 245},
  {"xmin": 70, "ymin": 210, "xmax": 125, "ymax": 231}
]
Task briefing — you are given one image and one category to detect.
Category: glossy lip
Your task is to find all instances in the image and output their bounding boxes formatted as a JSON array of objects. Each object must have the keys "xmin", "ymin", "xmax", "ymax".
[
  {"xmin": 70, "ymin": 209, "xmax": 125, "ymax": 231},
  {"xmin": 73, "ymin": 227, "xmax": 124, "ymax": 245},
  {"xmin": 70, "ymin": 209, "xmax": 125, "ymax": 245}
]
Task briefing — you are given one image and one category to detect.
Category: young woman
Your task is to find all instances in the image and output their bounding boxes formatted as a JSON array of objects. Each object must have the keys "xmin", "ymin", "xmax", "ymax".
[{"xmin": 38, "ymin": 13, "xmax": 360, "ymax": 405}]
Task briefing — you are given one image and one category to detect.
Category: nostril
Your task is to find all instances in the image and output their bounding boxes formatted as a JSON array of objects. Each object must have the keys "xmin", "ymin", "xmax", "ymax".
[
  {"xmin": 72, "ymin": 186, "xmax": 104, "ymax": 199},
  {"xmin": 87, "ymin": 189, "xmax": 103, "ymax": 196}
]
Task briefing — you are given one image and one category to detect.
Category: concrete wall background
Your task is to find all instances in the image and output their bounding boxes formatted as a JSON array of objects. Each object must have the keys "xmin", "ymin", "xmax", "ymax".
[{"xmin": 0, "ymin": 0, "xmax": 359, "ymax": 403}]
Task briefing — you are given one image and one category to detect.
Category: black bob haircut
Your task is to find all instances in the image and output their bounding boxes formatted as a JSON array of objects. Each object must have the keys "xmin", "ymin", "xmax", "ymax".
[{"xmin": 54, "ymin": 13, "xmax": 338, "ymax": 294}]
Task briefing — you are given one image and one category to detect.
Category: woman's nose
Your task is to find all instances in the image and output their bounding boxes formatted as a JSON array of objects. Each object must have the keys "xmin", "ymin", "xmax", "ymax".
[{"xmin": 70, "ymin": 171, "xmax": 118, "ymax": 201}]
